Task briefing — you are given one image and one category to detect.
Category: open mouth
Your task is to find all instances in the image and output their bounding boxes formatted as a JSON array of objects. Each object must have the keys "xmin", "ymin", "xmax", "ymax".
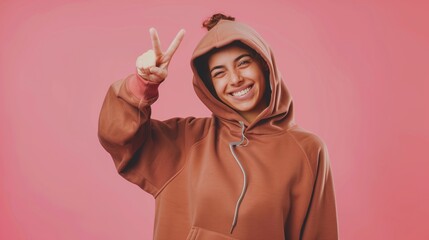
[{"xmin": 230, "ymin": 85, "xmax": 253, "ymax": 97}]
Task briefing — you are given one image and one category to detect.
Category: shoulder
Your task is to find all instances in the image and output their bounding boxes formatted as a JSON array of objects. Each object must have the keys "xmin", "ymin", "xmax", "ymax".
[
  {"xmin": 162, "ymin": 116, "xmax": 213, "ymax": 130},
  {"xmin": 287, "ymin": 125, "xmax": 327, "ymax": 150},
  {"xmin": 286, "ymin": 125, "xmax": 329, "ymax": 176},
  {"xmin": 159, "ymin": 117, "xmax": 214, "ymax": 145}
]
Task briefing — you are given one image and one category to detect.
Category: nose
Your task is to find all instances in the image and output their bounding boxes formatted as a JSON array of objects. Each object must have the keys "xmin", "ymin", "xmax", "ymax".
[{"xmin": 230, "ymin": 70, "xmax": 243, "ymax": 85}]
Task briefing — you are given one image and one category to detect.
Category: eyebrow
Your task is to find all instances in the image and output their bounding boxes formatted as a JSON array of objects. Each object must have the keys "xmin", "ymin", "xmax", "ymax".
[{"xmin": 209, "ymin": 54, "xmax": 251, "ymax": 74}]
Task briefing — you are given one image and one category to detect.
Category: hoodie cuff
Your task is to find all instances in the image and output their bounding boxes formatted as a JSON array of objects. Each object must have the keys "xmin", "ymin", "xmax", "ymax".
[{"xmin": 125, "ymin": 71, "xmax": 160, "ymax": 104}]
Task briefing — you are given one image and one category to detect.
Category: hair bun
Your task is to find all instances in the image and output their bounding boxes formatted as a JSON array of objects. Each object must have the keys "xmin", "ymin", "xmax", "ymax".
[{"xmin": 202, "ymin": 13, "xmax": 235, "ymax": 31}]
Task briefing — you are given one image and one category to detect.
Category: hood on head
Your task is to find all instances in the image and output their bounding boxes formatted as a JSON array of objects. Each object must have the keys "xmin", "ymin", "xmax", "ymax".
[{"xmin": 191, "ymin": 19, "xmax": 295, "ymax": 129}]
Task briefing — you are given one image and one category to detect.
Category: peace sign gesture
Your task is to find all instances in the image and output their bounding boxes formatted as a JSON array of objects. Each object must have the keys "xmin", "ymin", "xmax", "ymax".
[{"xmin": 136, "ymin": 28, "xmax": 185, "ymax": 84}]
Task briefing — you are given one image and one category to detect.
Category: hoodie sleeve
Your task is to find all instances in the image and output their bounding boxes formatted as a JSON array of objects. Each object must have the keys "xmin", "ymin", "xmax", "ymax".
[
  {"xmin": 98, "ymin": 73, "xmax": 207, "ymax": 196},
  {"xmin": 301, "ymin": 142, "xmax": 339, "ymax": 240}
]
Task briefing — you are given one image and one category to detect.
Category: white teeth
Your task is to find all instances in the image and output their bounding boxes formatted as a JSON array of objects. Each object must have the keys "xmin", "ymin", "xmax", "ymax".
[{"xmin": 232, "ymin": 87, "xmax": 251, "ymax": 97}]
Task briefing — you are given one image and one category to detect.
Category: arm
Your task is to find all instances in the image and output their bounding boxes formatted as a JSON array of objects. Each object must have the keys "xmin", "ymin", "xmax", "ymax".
[
  {"xmin": 97, "ymin": 73, "xmax": 160, "ymax": 195},
  {"xmin": 301, "ymin": 142, "xmax": 339, "ymax": 240},
  {"xmin": 98, "ymin": 28, "xmax": 195, "ymax": 196}
]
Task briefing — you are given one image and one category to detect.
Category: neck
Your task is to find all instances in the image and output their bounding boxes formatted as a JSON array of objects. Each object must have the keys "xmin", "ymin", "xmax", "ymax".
[{"xmin": 240, "ymin": 101, "xmax": 269, "ymax": 124}]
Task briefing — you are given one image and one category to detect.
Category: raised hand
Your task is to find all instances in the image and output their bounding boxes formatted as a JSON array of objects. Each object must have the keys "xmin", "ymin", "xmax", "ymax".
[{"xmin": 136, "ymin": 28, "xmax": 185, "ymax": 83}]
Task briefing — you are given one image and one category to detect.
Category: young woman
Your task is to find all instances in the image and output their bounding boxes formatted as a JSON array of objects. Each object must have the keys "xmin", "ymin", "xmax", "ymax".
[{"xmin": 98, "ymin": 14, "xmax": 338, "ymax": 240}]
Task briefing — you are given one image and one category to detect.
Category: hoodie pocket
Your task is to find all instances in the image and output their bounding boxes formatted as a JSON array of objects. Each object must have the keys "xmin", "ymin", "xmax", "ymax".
[{"xmin": 186, "ymin": 226, "xmax": 238, "ymax": 240}]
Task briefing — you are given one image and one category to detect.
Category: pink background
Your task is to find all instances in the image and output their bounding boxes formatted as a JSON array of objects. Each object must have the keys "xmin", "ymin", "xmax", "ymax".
[{"xmin": 1, "ymin": 0, "xmax": 428, "ymax": 239}]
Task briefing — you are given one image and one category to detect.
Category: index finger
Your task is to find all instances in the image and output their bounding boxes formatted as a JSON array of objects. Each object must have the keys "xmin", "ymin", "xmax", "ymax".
[
  {"xmin": 150, "ymin": 28, "xmax": 163, "ymax": 58},
  {"xmin": 164, "ymin": 29, "xmax": 185, "ymax": 60}
]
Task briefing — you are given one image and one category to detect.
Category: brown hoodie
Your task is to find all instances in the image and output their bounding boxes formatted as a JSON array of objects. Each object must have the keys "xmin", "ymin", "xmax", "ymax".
[{"xmin": 98, "ymin": 19, "xmax": 338, "ymax": 240}]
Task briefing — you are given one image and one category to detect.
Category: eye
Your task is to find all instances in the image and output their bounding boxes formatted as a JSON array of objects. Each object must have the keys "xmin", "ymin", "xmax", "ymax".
[
  {"xmin": 212, "ymin": 71, "xmax": 225, "ymax": 78},
  {"xmin": 238, "ymin": 59, "xmax": 251, "ymax": 67}
]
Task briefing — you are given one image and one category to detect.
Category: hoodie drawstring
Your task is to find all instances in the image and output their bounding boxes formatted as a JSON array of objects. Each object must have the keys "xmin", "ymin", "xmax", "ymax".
[{"xmin": 229, "ymin": 121, "xmax": 249, "ymax": 233}]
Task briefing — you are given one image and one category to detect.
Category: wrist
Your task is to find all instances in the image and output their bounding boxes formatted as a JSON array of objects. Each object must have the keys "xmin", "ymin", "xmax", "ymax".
[{"xmin": 126, "ymin": 71, "xmax": 161, "ymax": 100}]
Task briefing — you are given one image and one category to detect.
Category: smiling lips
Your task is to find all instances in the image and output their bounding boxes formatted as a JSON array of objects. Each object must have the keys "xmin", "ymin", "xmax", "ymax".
[{"xmin": 230, "ymin": 85, "xmax": 253, "ymax": 97}]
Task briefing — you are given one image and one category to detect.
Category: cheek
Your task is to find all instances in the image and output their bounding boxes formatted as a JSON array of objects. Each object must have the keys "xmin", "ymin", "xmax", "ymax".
[
  {"xmin": 212, "ymin": 79, "xmax": 227, "ymax": 95},
  {"xmin": 242, "ymin": 67, "xmax": 261, "ymax": 79}
]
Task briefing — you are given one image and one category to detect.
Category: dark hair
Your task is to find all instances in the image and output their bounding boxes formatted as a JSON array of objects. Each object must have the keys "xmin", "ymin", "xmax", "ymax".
[{"xmin": 202, "ymin": 13, "xmax": 235, "ymax": 31}]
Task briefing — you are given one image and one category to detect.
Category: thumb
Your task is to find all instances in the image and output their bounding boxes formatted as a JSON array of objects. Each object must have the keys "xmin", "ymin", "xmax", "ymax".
[{"xmin": 149, "ymin": 66, "xmax": 167, "ymax": 80}]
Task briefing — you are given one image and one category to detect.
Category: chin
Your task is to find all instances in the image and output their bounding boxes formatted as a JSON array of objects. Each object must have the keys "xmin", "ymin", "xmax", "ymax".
[{"xmin": 231, "ymin": 103, "xmax": 257, "ymax": 112}]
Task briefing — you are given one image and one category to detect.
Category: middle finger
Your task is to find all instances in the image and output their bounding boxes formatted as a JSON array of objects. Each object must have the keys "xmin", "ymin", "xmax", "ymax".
[{"xmin": 164, "ymin": 29, "xmax": 185, "ymax": 61}]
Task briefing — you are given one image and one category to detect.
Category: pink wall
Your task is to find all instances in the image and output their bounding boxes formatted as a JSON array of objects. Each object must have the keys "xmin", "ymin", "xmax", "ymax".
[{"xmin": 1, "ymin": 0, "xmax": 428, "ymax": 239}]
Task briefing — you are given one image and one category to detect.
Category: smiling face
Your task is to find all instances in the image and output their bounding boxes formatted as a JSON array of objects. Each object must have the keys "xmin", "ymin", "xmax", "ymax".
[{"xmin": 208, "ymin": 44, "xmax": 269, "ymax": 122}]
